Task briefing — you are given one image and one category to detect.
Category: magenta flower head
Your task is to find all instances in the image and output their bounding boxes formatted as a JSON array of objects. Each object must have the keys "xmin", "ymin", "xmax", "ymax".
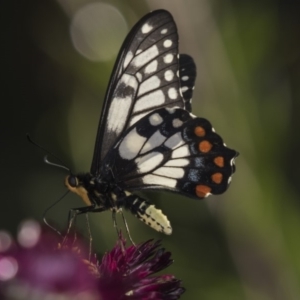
[
  {"xmin": 0, "ymin": 220, "xmax": 98, "ymax": 299},
  {"xmin": 98, "ymin": 235, "xmax": 185, "ymax": 299},
  {"xmin": 0, "ymin": 220, "xmax": 185, "ymax": 300}
]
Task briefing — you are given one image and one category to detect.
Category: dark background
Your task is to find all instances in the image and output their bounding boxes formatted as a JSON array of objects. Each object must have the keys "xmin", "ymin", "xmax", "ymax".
[{"xmin": 2, "ymin": 0, "xmax": 300, "ymax": 299}]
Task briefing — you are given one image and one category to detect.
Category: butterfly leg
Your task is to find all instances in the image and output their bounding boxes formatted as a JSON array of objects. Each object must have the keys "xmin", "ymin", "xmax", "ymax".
[
  {"xmin": 111, "ymin": 209, "xmax": 122, "ymax": 242},
  {"xmin": 85, "ymin": 214, "xmax": 92, "ymax": 260},
  {"xmin": 63, "ymin": 204, "xmax": 106, "ymax": 244},
  {"xmin": 119, "ymin": 209, "xmax": 136, "ymax": 246}
]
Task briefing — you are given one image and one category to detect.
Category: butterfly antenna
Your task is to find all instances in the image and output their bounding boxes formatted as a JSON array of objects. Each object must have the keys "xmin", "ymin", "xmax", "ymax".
[
  {"xmin": 27, "ymin": 133, "xmax": 71, "ymax": 173},
  {"xmin": 43, "ymin": 190, "xmax": 70, "ymax": 236},
  {"xmin": 44, "ymin": 155, "xmax": 70, "ymax": 172}
]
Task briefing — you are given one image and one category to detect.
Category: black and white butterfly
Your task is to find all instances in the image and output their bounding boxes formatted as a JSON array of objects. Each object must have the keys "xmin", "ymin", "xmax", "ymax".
[{"xmin": 65, "ymin": 10, "xmax": 238, "ymax": 235}]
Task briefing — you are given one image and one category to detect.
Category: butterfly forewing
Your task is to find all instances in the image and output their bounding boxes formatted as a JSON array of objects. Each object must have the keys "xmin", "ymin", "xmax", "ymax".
[{"xmin": 92, "ymin": 10, "xmax": 188, "ymax": 173}]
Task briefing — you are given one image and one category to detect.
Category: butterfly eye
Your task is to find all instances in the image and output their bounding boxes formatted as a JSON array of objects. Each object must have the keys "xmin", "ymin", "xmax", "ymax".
[{"xmin": 67, "ymin": 175, "xmax": 79, "ymax": 188}]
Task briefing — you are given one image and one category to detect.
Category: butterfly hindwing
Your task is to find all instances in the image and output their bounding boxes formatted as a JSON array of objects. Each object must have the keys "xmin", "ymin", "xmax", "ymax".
[
  {"xmin": 179, "ymin": 54, "xmax": 196, "ymax": 111},
  {"xmin": 105, "ymin": 107, "xmax": 236, "ymax": 199},
  {"xmin": 92, "ymin": 10, "xmax": 188, "ymax": 173}
]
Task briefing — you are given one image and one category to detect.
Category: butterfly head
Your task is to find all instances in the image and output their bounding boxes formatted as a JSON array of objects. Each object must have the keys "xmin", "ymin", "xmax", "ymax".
[{"xmin": 65, "ymin": 174, "xmax": 92, "ymax": 206}]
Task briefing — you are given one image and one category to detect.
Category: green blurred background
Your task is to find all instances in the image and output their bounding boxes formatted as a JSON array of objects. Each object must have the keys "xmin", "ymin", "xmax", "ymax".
[{"xmin": 2, "ymin": 0, "xmax": 300, "ymax": 299}]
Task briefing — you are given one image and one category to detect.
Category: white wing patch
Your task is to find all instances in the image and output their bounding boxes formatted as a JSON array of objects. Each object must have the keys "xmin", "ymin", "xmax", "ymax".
[
  {"xmin": 164, "ymin": 54, "xmax": 173, "ymax": 63},
  {"xmin": 123, "ymin": 51, "xmax": 133, "ymax": 69},
  {"xmin": 182, "ymin": 75, "xmax": 189, "ymax": 81},
  {"xmin": 166, "ymin": 107, "xmax": 177, "ymax": 114},
  {"xmin": 164, "ymin": 132, "xmax": 185, "ymax": 149},
  {"xmin": 129, "ymin": 111, "xmax": 150, "ymax": 127},
  {"xmin": 134, "ymin": 90, "xmax": 165, "ymax": 112},
  {"xmin": 119, "ymin": 127, "xmax": 147, "ymax": 160},
  {"xmin": 132, "ymin": 45, "xmax": 159, "ymax": 68},
  {"xmin": 145, "ymin": 60, "xmax": 158, "ymax": 74},
  {"xmin": 163, "ymin": 39, "xmax": 172, "ymax": 48},
  {"xmin": 153, "ymin": 167, "xmax": 185, "ymax": 179},
  {"xmin": 140, "ymin": 130, "xmax": 166, "ymax": 154},
  {"xmin": 136, "ymin": 152, "xmax": 164, "ymax": 173},
  {"xmin": 164, "ymin": 70, "xmax": 174, "ymax": 81},
  {"xmin": 149, "ymin": 113, "xmax": 163, "ymax": 126},
  {"xmin": 107, "ymin": 96, "xmax": 132, "ymax": 133},
  {"xmin": 172, "ymin": 118, "xmax": 183, "ymax": 127},
  {"xmin": 141, "ymin": 23, "xmax": 153, "ymax": 34},
  {"xmin": 171, "ymin": 144, "xmax": 190, "ymax": 158},
  {"xmin": 142, "ymin": 174, "xmax": 177, "ymax": 188},
  {"xmin": 181, "ymin": 86, "xmax": 188, "ymax": 92},
  {"xmin": 168, "ymin": 87, "xmax": 178, "ymax": 100},
  {"xmin": 106, "ymin": 74, "xmax": 138, "ymax": 134},
  {"xmin": 136, "ymin": 72, "xmax": 142, "ymax": 82},
  {"xmin": 120, "ymin": 73, "xmax": 138, "ymax": 89},
  {"xmin": 164, "ymin": 158, "xmax": 190, "ymax": 167},
  {"xmin": 138, "ymin": 75, "xmax": 161, "ymax": 96}
]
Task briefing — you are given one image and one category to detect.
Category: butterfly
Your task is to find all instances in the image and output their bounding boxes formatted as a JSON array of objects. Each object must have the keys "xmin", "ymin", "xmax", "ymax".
[{"xmin": 65, "ymin": 9, "xmax": 238, "ymax": 235}]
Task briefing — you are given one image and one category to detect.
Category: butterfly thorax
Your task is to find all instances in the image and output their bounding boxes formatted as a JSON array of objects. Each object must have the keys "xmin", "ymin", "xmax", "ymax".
[{"xmin": 65, "ymin": 173, "xmax": 125, "ymax": 211}]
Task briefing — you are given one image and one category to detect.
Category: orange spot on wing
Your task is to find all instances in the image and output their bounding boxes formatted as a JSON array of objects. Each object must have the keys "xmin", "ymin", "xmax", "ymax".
[
  {"xmin": 194, "ymin": 126, "xmax": 205, "ymax": 137},
  {"xmin": 214, "ymin": 156, "xmax": 224, "ymax": 167},
  {"xmin": 212, "ymin": 172, "xmax": 223, "ymax": 184},
  {"xmin": 195, "ymin": 185, "xmax": 211, "ymax": 198},
  {"xmin": 199, "ymin": 141, "xmax": 212, "ymax": 153}
]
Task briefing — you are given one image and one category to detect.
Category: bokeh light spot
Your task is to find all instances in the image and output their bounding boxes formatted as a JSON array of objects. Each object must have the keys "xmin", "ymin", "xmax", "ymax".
[
  {"xmin": 0, "ymin": 257, "xmax": 18, "ymax": 281},
  {"xmin": 70, "ymin": 3, "xmax": 128, "ymax": 61},
  {"xmin": 0, "ymin": 231, "xmax": 12, "ymax": 253},
  {"xmin": 17, "ymin": 220, "xmax": 41, "ymax": 248}
]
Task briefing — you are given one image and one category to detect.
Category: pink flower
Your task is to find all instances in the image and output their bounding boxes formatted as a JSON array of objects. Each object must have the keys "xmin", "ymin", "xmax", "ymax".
[
  {"xmin": 98, "ymin": 237, "xmax": 185, "ymax": 299},
  {"xmin": 0, "ymin": 221, "xmax": 185, "ymax": 300}
]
